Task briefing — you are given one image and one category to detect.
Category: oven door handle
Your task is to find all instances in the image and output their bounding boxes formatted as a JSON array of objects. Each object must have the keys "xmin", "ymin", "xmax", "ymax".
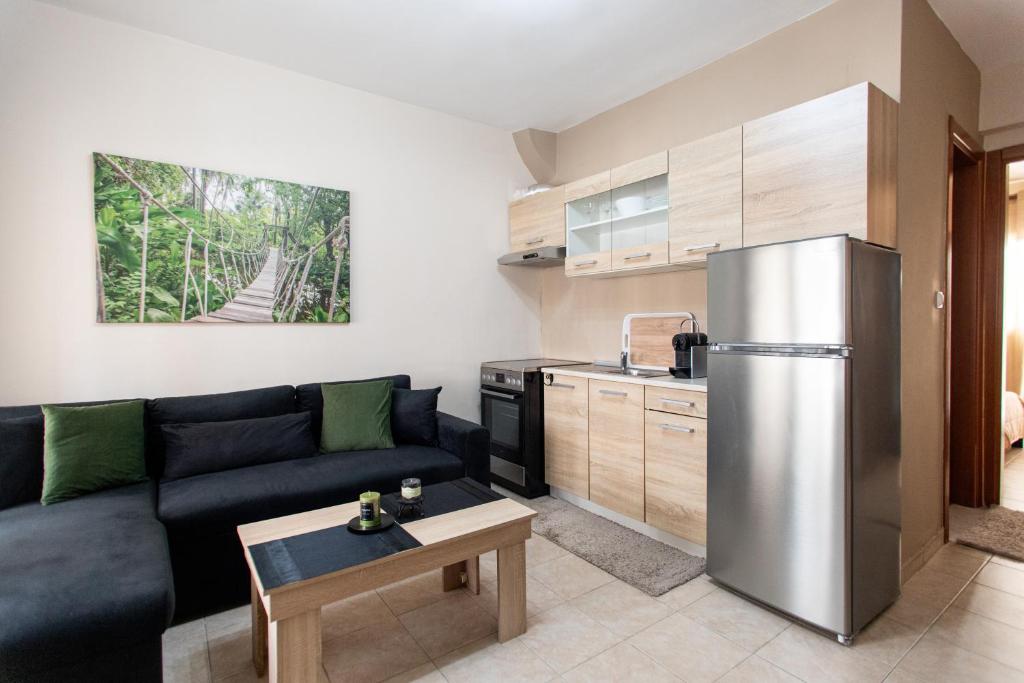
[{"xmin": 480, "ymin": 388, "xmax": 522, "ymax": 401}]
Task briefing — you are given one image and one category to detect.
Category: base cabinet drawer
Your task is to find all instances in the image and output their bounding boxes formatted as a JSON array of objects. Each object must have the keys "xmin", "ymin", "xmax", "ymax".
[
  {"xmin": 644, "ymin": 386, "xmax": 707, "ymax": 418},
  {"xmin": 543, "ymin": 375, "xmax": 589, "ymax": 499},
  {"xmin": 644, "ymin": 411, "xmax": 707, "ymax": 544},
  {"xmin": 589, "ymin": 380, "xmax": 645, "ymax": 521}
]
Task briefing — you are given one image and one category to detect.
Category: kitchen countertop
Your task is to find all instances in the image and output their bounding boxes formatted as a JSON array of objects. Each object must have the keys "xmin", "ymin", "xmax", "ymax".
[{"xmin": 540, "ymin": 364, "xmax": 708, "ymax": 393}]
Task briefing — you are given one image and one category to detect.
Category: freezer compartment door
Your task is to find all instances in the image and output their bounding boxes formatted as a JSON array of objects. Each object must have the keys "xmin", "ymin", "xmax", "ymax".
[
  {"xmin": 708, "ymin": 235, "xmax": 849, "ymax": 346},
  {"xmin": 707, "ymin": 351, "xmax": 851, "ymax": 635}
]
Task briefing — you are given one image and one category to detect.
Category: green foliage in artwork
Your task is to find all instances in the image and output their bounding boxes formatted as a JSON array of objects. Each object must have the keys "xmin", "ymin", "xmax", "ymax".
[{"xmin": 93, "ymin": 154, "xmax": 351, "ymax": 323}]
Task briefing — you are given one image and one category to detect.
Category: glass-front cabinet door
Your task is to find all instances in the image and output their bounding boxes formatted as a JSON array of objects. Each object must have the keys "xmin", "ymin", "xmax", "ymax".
[
  {"xmin": 610, "ymin": 173, "xmax": 669, "ymax": 271},
  {"xmin": 565, "ymin": 171, "xmax": 612, "ymax": 277}
]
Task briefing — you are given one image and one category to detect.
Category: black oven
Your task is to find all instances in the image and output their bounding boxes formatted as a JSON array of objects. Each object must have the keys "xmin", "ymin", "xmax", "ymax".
[{"xmin": 480, "ymin": 359, "xmax": 585, "ymax": 498}]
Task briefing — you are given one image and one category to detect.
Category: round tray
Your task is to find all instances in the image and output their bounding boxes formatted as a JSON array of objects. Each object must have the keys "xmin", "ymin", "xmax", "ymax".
[{"xmin": 346, "ymin": 512, "xmax": 396, "ymax": 534}]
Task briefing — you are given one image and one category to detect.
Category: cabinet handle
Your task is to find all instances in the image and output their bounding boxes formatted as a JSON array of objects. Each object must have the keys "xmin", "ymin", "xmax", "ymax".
[
  {"xmin": 661, "ymin": 398, "xmax": 695, "ymax": 408},
  {"xmin": 549, "ymin": 382, "xmax": 575, "ymax": 390},
  {"xmin": 682, "ymin": 242, "xmax": 721, "ymax": 252},
  {"xmin": 574, "ymin": 259, "xmax": 599, "ymax": 267},
  {"xmin": 526, "ymin": 237, "xmax": 545, "ymax": 245},
  {"xmin": 599, "ymin": 389, "xmax": 628, "ymax": 397},
  {"xmin": 659, "ymin": 423, "xmax": 695, "ymax": 433},
  {"xmin": 623, "ymin": 252, "xmax": 652, "ymax": 261}
]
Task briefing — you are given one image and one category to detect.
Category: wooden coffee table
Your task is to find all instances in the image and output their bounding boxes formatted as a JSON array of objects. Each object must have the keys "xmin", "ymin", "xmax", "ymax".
[{"xmin": 237, "ymin": 481, "xmax": 536, "ymax": 682}]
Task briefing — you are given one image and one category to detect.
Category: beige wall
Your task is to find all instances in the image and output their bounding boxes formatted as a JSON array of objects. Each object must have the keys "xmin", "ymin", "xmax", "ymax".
[
  {"xmin": 541, "ymin": 0, "xmax": 903, "ymax": 365},
  {"xmin": 897, "ymin": 0, "xmax": 981, "ymax": 574},
  {"xmin": 980, "ymin": 61, "xmax": 1024, "ymax": 150},
  {"xmin": 533, "ymin": 0, "xmax": 983, "ymax": 573}
]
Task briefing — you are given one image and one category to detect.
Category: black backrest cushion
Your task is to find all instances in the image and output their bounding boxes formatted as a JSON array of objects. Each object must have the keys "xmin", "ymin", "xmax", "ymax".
[
  {"xmin": 392, "ymin": 387, "xmax": 442, "ymax": 446},
  {"xmin": 160, "ymin": 412, "xmax": 317, "ymax": 481},
  {"xmin": 296, "ymin": 375, "xmax": 411, "ymax": 446},
  {"xmin": 146, "ymin": 385, "xmax": 296, "ymax": 477},
  {"xmin": 0, "ymin": 415, "xmax": 44, "ymax": 509}
]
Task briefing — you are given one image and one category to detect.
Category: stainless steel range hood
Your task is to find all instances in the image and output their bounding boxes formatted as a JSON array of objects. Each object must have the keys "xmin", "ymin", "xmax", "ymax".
[{"xmin": 497, "ymin": 245, "xmax": 566, "ymax": 267}]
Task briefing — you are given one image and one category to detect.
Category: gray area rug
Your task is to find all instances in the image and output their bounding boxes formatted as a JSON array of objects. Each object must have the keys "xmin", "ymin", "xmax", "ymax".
[
  {"xmin": 957, "ymin": 506, "xmax": 1024, "ymax": 562},
  {"xmin": 524, "ymin": 496, "xmax": 705, "ymax": 596}
]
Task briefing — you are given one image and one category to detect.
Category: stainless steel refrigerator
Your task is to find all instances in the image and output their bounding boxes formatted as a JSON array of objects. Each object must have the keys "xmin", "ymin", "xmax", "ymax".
[{"xmin": 706, "ymin": 235, "xmax": 901, "ymax": 644}]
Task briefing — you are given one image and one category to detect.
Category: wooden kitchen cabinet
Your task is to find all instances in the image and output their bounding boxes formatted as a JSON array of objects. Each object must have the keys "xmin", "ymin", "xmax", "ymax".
[
  {"xmin": 565, "ymin": 171, "xmax": 613, "ymax": 277},
  {"xmin": 644, "ymin": 385, "xmax": 707, "ymax": 419},
  {"xmin": 508, "ymin": 185, "xmax": 565, "ymax": 252},
  {"xmin": 543, "ymin": 374, "xmax": 589, "ymax": 498},
  {"xmin": 743, "ymin": 82, "xmax": 897, "ymax": 248},
  {"xmin": 668, "ymin": 127, "xmax": 742, "ymax": 265},
  {"xmin": 588, "ymin": 379, "xmax": 645, "ymax": 520},
  {"xmin": 644, "ymin": 410, "xmax": 707, "ymax": 544},
  {"xmin": 610, "ymin": 152, "xmax": 670, "ymax": 272}
]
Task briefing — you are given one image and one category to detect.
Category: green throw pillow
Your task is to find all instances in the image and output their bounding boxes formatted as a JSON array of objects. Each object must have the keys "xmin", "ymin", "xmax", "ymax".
[
  {"xmin": 40, "ymin": 400, "xmax": 147, "ymax": 505},
  {"xmin": 320, "ymin": 380, "xmax": 395, "ymax": 453}
]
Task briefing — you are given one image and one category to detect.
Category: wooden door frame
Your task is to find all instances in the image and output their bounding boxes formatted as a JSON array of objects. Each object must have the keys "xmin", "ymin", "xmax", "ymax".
[{"xmin": 943, "ymin": 118, "xmax": 1024, "ymax": 539}]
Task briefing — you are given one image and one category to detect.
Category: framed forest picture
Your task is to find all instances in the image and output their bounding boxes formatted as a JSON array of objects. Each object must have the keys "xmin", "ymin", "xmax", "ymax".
[{"xmin": 93, "ymin": 153, "xmax": 350, "ymax": 323}]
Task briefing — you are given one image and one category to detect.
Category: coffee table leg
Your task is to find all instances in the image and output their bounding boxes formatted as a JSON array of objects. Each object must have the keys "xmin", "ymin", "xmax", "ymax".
[
  {"xmin": 442, "ymin": 560, "xmax": 466, "ymax": 591},
  {"xmin": 269, "ymin": 609, "xmax": 321, "ymax": 683},
  {"xmin": 497, "ymin": 542, "xmax": 526, "ymax": 642},
  {"xmin": 251, "ymin": 578, "xmax": 268, "ymax": 677},
  {"xmin": 466, "ymin": 556, "xmax": 480, "ymax": 595}
]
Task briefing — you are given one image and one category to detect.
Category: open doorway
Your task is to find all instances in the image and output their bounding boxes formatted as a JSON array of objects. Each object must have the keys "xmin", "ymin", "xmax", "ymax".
[{"xmin": 1000, "ymin": 160, "xmax": 1024, "ymax": 510}]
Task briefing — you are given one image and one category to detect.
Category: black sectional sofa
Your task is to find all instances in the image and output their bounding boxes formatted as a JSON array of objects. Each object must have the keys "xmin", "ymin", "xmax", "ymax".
[{"xmin": 0, "ymin": 375, "xmax": 489, "ymax": 682}]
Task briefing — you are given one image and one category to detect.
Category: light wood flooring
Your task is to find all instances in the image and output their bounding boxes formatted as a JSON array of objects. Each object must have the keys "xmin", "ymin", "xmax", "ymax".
[{"xmin": 163, "ymin": 532, "xmax": 1024, "ymax": 682}]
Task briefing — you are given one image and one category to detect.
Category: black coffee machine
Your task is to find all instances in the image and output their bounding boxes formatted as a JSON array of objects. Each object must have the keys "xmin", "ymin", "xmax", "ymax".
[{"xmin": 670, "ymin": 319, "xmax": 708, "ymax": 379}]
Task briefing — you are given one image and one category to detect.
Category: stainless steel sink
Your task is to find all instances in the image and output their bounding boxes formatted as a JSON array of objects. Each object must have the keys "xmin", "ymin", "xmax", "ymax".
[{"xmin": 587, "ymin": 366, "xmax": 669, "ymax": 378}]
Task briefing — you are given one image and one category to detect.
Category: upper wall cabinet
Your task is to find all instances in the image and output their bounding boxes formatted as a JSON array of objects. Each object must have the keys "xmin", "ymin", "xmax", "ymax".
[
  {"xmin": 668, "ymin": 127, "xmax": 742, "ymax": 266},
  {"xmin": 743, "ymin": 82, "xmax": 898, "ymax": 249},
  {"xmin": 565, "ymin": 171, "xmax": 612, "ymax": 276},
  {"xmin": 508, "ymin": 185, "xmax": 566, "ymax": 253}
]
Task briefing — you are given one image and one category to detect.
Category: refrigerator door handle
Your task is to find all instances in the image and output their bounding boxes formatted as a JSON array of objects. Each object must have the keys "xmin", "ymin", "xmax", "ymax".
[{"xmin": 709, "ymin": 343, "xmax": 851, "ymax": 358}]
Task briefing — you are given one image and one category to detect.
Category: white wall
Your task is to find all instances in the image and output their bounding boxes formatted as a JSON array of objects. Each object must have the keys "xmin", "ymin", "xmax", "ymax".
[{"xmin": 0, "ymin": 0, "xmax": 541, "ymax": 420}]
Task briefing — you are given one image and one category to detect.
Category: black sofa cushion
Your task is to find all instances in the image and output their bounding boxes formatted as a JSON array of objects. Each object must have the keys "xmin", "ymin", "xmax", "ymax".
[
  {"xmin": 392, "ymin": 387, "xmax": 442, "ymax": 446},
  {"xmin": 161, "ymin": 411, "xmax": 316, "ymax": 481},
  {"xmin": 158, "ymin": 444, "xmax": 462, "ymax": 533},
  {"xmin": 0, "ymin": 414, "xmax": 44, "ymax": 510},
  {"xmin": 296, "ymin": 375, "xmax": 411, "ymax": 447},
  {"xmin": 146, "ymin": 385, "xmax": 296, "ymax": 476},
  {"xmin": 0, "ymin": 483, "xmax": 173, "ymax": 680}
]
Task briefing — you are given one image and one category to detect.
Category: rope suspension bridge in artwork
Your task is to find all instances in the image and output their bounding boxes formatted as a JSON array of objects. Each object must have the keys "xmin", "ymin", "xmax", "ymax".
[{"xmin": 96, "ymin": 153, "xmax": 349, "ymax": 323}]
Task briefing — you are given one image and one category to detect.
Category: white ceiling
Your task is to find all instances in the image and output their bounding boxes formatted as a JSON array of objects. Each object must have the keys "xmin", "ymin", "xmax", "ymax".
[
  {"xmin": 928, "ymin": 0, "xmax": 1024, "ymax": 70},
  {"xmin": 41, "ymin": 0, "xmax": 834, "ymax": 132}
]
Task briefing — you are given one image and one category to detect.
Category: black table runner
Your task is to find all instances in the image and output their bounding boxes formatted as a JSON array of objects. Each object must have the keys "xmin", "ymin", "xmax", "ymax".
[{"xmin": 249, "ymin": 478, "xmax": 504, "ymax": 591}]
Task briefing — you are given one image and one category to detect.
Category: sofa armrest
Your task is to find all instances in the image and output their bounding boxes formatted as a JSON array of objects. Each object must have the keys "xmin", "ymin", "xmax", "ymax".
[{"xmin": 437, "ymin": 412, "xmax": 490, "ymax": 486}]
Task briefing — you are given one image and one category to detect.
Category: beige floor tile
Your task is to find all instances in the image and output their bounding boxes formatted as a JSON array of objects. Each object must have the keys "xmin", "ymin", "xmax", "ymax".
[
  {"xmin": 847, "ymin": 616, "xmax": 920, "ymax": 668},
  {"xmin": 756, "ymin": 625, "xmax": 891, "ymax": 683},
  {"xmin": 893, "ymin": 630, "xmax": 1021, "ymax": 683},
  {"xmin": 882, "ymin": 670, "xmax": 928, "ymax": 682},
  {"xmin": 948, "ymin": 504, "xmax": 988, "ymax": 542},
  {"xmin": 928, "ymin": 606, "xmax": 1024, "ymax": 672},
  {"xmin": 322, "ymin": 590, "xmax": 398, "ymax": 642},
  {"xmin": 215, "ymin": 664, "xmax": 330, "ymax": 683},
  {"xmin": 628, "ymin": 613, "xmax": 749, "ymax": 682},
  {"xmin": 517, "ymin": 603, "xmax": 622, "ymax": 674},
  {"xmin": 381, "ymin": 662, "xmax": 445, "ymax": 683},
  {"xmin": 716, "ymin": 655, "xmax": 801, "ymax": 682},
  {"xmin": 655, "ymin": 575, "xmax": 718, "ymax": 611},
  {"xmin": 398, "ymin": 591, "xmax": 496, "ymax": 658},
  {"xmin": 162, "ymin": 619, "xmax": 212, "ymax": 683},
  {"xmin": 974, "ymin": 562, "xmax": 1024, "ymax": 598},
  {"xmin": 990, "ymin": 554, "xmax": 1024, "ymax": 571},
  {"xmin": 925, "ymin": 543, "xmax": 990, "ymax": 579},
  {"xmin": 570, "ymin": 580, "xmax": 673, "ymax": 637},
  {"xmin": 434, "ymin": 634, "xmax": 557, "ymax": 683},
  {"xmin": 529, "ymin": 553, "xmax": 616, "ymax": 601},
  {"xmin": 471, "ymin": 574, "xmax": 565, "ymax": 619},
  {"xmin": 321, "ymin": 620, "xmax": 430, "ymax": 683},
  {"xmin": 377, "ymin": 569, "xmax": 459, "ymax": 615},
  {"xmin": 561, "ymin": 641, "xmax": 678, "ymax": 682},
  {"xmin": 954, "ymin": 582, "xmax": 1024, "ymax": 628},
  {"xmin": 882, "ymin": 567, "xmax": 969, "ymax": 630},
  {"xmin": 205, "ymin": 605, "xmax": 251, "ymax": 639},
  {"xmin": 681, "ymin": 588, "xmax": 790, "ymax": 651},
  {"xmin": 526, "ymin": 534, "xmax": 571, "ymax": 568},
  {"xmin": 207, "ymin": 627, "xmax": 252, "ymax": 681}
]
